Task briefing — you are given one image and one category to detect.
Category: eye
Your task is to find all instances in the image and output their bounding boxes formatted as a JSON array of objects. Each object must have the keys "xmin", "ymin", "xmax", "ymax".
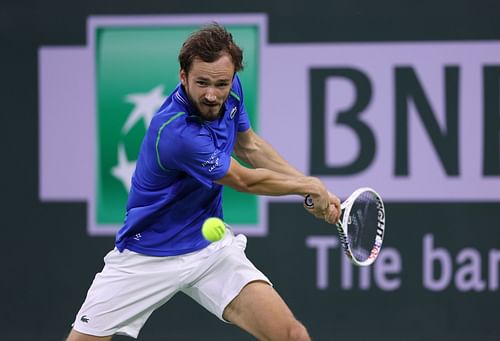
[
  {"xmin": 196, "ymin": 80, "xmax": 208, "ymax": 87},
  {"xmin": 216, "ymin": 82, "xmax": 229, "ymax": 88}
]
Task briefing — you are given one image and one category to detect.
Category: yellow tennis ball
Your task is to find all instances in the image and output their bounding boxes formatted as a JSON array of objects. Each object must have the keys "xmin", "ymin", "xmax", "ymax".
[{"xmin": 202, "ymin": 217, "xmax": 226, "ymax": 242}]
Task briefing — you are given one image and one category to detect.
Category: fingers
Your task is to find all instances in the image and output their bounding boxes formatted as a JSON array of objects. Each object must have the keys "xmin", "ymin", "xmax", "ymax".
[
  {"xmin": 304, "ymin": 191, "xmax": 341, "ymax": 224},
  {"xmin": 327, "ymin": 191, "xmax": 341, "ymax": 223},
  {"xmin": 304, "ymin": 203, "xmax": 338, "ymax": 224},
  {"xmin": 302, "ymin": 179, "xmax": 341, "ymax": 224},
  {"xmin": 325, "ymin": 204, "xmax": 339, "ymax": 224},
  {"xmin": 328, "ymin": 191, "xmax": 340, "ymax": 208},
  {"xmin": 303, "ymin": 199, "xmax": 333, "ymax": 221}
]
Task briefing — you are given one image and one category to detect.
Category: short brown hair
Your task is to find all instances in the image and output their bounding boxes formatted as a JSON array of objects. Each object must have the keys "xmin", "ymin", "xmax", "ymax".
[{"xmin": 178, "ymin": 22, "xmax": 244, "ymax": 74}]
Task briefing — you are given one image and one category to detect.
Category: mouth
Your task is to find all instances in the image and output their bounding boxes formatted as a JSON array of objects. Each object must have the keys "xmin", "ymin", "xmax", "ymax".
[
  {"xmin": 202, "ymin": 101, "xmax": 219, "ymax": 108},
  {"xmin": 198, "ymin": 102, "xmax": 221, "ymax": 120}
]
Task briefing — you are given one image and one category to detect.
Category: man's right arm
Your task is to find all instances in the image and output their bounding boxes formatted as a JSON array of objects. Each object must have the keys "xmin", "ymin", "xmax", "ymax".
[{"xmin": 215, "ymin": 158, "xmax": 338, "ymax": 224}]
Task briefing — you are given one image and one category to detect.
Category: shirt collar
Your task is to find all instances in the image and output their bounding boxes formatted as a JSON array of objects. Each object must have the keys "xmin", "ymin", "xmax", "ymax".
[{"xmin": 174, "ymin": 84, "xmax": 190, "ymax": 107}]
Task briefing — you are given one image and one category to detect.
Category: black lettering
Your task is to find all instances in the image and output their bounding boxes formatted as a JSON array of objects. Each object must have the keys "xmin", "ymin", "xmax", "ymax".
[
  {"xmin": 483, "ymin": 66, "xmax": 500, "ymax": 175},
  {"xmin": 395, "ymin": 66, "xmax": 460, "ymax": 176},
  {"xmin": 310, "ymin": 68, "xmax": 375, "ymax": 175}
]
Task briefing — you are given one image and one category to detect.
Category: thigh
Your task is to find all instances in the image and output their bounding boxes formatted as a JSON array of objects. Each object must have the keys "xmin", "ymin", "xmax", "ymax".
[
  {"xmin": 223, "ymin": 281, "xmax": 308, "ymax": 341},
  {"xmin": 182, "ymin": 233, "xmax": 271, "ymax": 321},
  {"xmin": 72, "ymin": 249, "xmax": 181, "ymax": 338}
]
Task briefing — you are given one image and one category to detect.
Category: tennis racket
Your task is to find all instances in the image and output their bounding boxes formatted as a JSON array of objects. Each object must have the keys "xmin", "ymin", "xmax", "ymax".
[{"xmin": 305, "ymin": 187, "xmax": 386, "ymax": 266}]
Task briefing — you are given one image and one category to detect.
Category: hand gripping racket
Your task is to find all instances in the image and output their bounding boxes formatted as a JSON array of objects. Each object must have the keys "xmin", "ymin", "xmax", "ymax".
[{"xmin": 305, "ymin": 187, "xmax": 386, "ymax": 266}]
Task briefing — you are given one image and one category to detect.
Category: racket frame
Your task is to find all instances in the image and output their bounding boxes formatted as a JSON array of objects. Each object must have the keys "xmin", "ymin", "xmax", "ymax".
[
  {"xmin": 305, "ymin": 187, "xmax": 386, "ymax": 266},
  {"xmin": 338, "ymin": 187, "xmax": 385, "ymax": 266}
]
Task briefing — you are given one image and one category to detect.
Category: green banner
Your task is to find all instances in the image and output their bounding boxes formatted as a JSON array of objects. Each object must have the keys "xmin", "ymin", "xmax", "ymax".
[{"xmin": 95, "ymin": 25, "xmax": 260, "ymax": 226}]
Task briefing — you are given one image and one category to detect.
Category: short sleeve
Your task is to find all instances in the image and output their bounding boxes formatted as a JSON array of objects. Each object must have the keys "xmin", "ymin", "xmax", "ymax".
[{"xmin": 160, "ymin": 126, "xmax": 230, "ymax": 188}]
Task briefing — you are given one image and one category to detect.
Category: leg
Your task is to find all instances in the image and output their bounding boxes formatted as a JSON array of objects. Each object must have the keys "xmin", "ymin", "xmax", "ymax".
[
  {"xmin": 70, "ymin": 249, "xmax": 181, "ymax": 339},
  {"xmin": 66, "ymin": 329, "xmax": 112, "ymax": 341},
  {"xmin": 223, "ymin": 281, "xmax": 311, "ymax": 341}
]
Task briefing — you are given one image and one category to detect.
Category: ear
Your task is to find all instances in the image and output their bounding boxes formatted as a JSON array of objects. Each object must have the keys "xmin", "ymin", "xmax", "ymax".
[{"xmin": 180, "ymin": 69, "xmax": 187, "ymax": 87}]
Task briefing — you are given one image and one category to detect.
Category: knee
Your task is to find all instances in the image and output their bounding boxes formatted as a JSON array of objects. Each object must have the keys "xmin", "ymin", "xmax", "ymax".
[{"xmin": 287, "ymin": 320, "xmax": 311, "ymax": 341}]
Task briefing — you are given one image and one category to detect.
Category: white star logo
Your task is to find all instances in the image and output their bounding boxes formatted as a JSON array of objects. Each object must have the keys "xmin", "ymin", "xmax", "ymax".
[
  {"xmin": 111, "ymin": 144, "xmax": 136, "ymax": 192},
  {"xmin": 122, "ymin": 85, "xmax": 165, "ymax": 134}
]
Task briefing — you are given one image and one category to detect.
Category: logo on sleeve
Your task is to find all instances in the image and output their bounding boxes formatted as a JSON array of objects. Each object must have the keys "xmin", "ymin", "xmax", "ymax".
[
  {"xmin": 202, "ymin": 150, "xmax": 221, "ymax": 172},
  {"xmin": 230, "ymin": 106, "xmax": 237, "ymax": 119}
]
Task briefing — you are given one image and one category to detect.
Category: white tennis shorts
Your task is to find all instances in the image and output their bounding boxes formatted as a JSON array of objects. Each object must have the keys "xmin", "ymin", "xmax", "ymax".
[{"xmin": 72, "ymin": 231, "xmax": 271, "ymax": 338}]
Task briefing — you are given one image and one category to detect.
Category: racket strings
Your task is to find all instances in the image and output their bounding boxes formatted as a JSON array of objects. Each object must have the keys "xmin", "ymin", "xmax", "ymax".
[{"xmin": 347, "ymin": 191, "xmax": 379, "ymax": 262}]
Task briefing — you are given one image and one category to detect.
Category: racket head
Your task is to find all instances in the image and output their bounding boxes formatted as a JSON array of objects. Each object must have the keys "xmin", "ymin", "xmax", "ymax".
[{"xmin": 337, "ymin": 187, "xmax": 385, "ymax": 266}]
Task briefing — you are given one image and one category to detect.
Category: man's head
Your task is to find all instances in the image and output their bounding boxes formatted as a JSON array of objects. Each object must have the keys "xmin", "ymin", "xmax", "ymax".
[
  {"xmin": 179, "ymin": 22, "xmax": 243, "ymax": 75},
  {"xmin": 178, "ymin": 23, "xmax": 244, "ymax": 121}
]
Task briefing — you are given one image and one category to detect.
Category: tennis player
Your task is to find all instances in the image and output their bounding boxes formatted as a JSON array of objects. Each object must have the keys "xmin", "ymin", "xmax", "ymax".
[{"xmin": 67, "ymin": 23, "xmax": 340, "ymax": 341}]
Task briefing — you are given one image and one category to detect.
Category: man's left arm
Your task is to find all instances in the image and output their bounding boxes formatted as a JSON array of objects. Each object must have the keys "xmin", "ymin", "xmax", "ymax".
[{"xmin": 234, "ymin": 128, "xmax": 341, "ymax": 222}]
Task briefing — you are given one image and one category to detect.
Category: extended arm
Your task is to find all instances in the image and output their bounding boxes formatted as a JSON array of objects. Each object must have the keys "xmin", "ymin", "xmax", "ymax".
[
  {"xmin": 220, "ymin": 128, "xmax": 340, "ymax": 223},
  {"xmin": 216, "ymin": 158, "xmax": 334, "ymax": 222},
  {"xmin": 216, "ymin": 157, "xmax": 324, "ymax": 198}
]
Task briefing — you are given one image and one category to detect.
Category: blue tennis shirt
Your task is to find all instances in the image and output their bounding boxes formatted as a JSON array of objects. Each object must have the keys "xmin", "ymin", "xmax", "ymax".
[{"xmin": 115, "ymin": 75, "xmax": 250, "ymax": 256}]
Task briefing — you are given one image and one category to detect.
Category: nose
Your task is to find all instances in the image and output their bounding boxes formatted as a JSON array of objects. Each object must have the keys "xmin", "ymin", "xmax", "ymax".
[{"xmin": 204, "ymin": 88, "xmax": 217, "ymax": 102}]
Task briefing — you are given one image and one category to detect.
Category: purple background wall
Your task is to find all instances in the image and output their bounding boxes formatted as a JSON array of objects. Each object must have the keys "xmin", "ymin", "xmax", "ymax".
[{"xmin": 1, "ymin": 1, "xmax": 499, "ymax": 340}]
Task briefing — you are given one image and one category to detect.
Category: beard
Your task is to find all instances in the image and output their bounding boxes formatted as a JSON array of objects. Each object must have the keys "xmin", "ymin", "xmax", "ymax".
[
  {"xmin": 195, "ymin": 100, "xmax": 224, "ymax": 121},
  {"xmin": 184, "ymin": 88, "xmax": 227, "ymax": 121}
]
